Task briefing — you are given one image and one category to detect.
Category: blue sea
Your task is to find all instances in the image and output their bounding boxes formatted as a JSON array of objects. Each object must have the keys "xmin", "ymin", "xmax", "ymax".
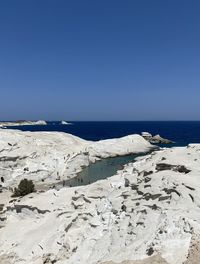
[{"xmin": 7, "ymin": 121, "xmax": 200, "ymax": 147}]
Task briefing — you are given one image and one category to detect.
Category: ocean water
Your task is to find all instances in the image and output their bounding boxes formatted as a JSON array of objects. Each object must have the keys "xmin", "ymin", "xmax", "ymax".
[{"xmin": 7, "ymin": 121, "xmax": 200, "ymax": 146}]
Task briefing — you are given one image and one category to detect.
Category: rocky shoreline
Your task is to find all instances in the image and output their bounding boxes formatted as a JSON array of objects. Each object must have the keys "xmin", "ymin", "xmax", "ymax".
[
  {"xmin": 0, "ymin": 129, "xmax": 154, "ymax": 190},
  {"xmin": 0, "ymin": 130, "xmax": 199, "ymax": 264},
  {"xmin": 141, "ymin": 132, "xmax": 174, "ymax": 144},
  {"xmin": 0, "ymin": 120, "xmax": 47, "ymax": 127}
]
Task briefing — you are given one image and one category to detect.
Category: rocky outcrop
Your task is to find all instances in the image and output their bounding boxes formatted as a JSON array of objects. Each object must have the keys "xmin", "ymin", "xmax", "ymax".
[
  {"xmin": 0, "ymin": 120, "xmax": 47, "ymax": 127},
  {"xmin": 61, "ymin": 120, "xmax": 72, "ymax": 125},
  {"xmin": 0, "ymin": 144, "xmax": 200, "ymax": 263},
  {"xmin": 0, "ymin": 130, "xmax": 154, "ymax": 188},
  {"xmin": 141, "ymin": 132, "xmax": 174, "ymax": 144}
]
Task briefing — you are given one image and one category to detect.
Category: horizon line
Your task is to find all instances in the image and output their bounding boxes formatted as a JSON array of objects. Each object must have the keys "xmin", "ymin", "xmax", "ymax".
[{"xmin": 1, "ymin": 120, "xmax": 200, "ymax": 122}]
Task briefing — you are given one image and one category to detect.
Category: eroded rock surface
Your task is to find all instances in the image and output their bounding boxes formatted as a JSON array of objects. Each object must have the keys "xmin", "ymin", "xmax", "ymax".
[
  {"xmin": 1, "ymin": 144, "xmax": 200, "ymax": 263},
  {"xmin": 141, "ymin": 132, "xmax": 174, "ymax": 144},
  {"xmin": 0, "ymin": 130, "xmax": 153, "ymax": 188}
]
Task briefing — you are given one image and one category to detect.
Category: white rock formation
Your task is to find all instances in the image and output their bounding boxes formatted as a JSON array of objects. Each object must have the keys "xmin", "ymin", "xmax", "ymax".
[
  {"xmin": 0, "ymin": 130, "xmax": 153, "ymax": 188},
  {"xmin": 141, "ymin": 132, "xmax": 174, "ymax": 144},
  {"xmin": 1, "ymin": 144, "xmax": 200, "ymax": 263},
  {"xmin": 0, "ymin": 120, "xmax": 47, "ymax": 127},
  {"xmin": 61, "ymin": 121, "xmax": 72, "ymax": 125},
  {"xmin": 141, "ymin": 132, "xmax": 152, "ymax": 138}
]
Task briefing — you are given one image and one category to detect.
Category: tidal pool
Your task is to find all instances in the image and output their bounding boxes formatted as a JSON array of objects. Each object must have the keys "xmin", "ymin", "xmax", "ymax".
[{"xmin": 64, "ymin": 154, "xmax": 142, "ymax": 187}]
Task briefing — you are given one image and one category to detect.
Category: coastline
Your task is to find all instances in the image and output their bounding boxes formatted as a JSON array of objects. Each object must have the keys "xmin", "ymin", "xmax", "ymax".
[
  {"xmin": 0, "ymin": 129, "xmax": 155, "ymax": 189},
  {"xmin": 0, "ymin": 120, "xmax": 47, "ymax": 127},
  {"xmin": 0, "ymin": 129, "xmax": 200, "ymax": 264}
]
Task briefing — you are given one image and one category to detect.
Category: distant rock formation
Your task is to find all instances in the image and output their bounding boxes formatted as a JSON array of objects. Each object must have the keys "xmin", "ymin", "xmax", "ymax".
[
  {"xmin": 0, "ymin": 120, "xmax": 47, "ymax": 127},
  {"xmin": 141, "ymin": 132, "xmax": 174, "ymax": 144},
  {"xmin": 61, "ymin": 120, "xmax": 72, "ymax": 125}
]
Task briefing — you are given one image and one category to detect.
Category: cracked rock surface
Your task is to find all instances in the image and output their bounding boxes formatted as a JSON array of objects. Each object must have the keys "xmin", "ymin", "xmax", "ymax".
[
  {"xmin": 1, "ymin": 144, "xmax": 200, "ymax": 263},
  {"xmin": 0, "ymin": 129, "xmax": 153, "ymax": 188}
]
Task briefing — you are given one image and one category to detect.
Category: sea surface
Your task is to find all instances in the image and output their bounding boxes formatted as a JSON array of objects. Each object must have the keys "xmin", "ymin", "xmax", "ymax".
[{"xmin": 7, "ymin": 121, "xmax": 200, "ymax": 147}]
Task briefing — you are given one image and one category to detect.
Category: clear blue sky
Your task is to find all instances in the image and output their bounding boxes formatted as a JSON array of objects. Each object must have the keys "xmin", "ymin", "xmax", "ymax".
[{"xmin": 0, "ymin": 0, "xmax": 200, "ymax": 121}]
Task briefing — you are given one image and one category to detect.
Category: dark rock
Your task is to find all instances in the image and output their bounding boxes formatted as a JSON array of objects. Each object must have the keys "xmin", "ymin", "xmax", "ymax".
[
  {"xmin": 111, "ymin": 209, "xmax": 118, "ymax": 215},
  {"xmin": 121, "ymin": 204, "xmax": 127, "ymax": 212},
  {"xmin": 143, "ymin": 171, "xmax": 153, "ymax": 177},
  {"xmin": 156, "ymin": 163, "xmax": 191, "ymax": 174},
  {"xmin": 158, "ymin": 195, "xmax": 171, "ymax": 201},
  {"xmin": 143, "ymin": 193, "xmax": 162, "ymax": 201},
  {"xmin": 146, "ymin": 246, "xmax": 154, "ymax": 256},
  {"xmin": 6, "ymin": 204, "xmax": 50, "ymax": 214},
  {"xmin": 144, "ymin": 177, "xmax": 151, "ymax": 183},
  {"xmin": 189, "ymin": 194, "xmax": 194, "ymax": 202},
  {"xmin": 163, "ymin": 188, "xmax": 181, "ymax": 196},
  {"xmin": 183, "ymin": 184, "xmax": 195, "ymax": 191},
  {"xmin": 144, "ymin": 184, "xmax": 151, "ymax": 188},
  {"xmin": 136, "ymin": 221, "xmax": 144, "ymax": 226},
  {"xmin": 142, "ymin": 132, "xmax": 174, "ymax": 144},
  {"xmin": 131, "ymin": 184, "xmax": 139, "ymax": 191},
  {"xmin": 124, "ymin": 178, "xmax": 130, "ymax": 187}
]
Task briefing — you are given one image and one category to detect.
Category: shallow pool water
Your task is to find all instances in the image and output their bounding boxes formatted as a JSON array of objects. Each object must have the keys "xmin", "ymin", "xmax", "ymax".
[{"xmin": 64, "ymin": 154, "xmax": 141, "ymax": 187}]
